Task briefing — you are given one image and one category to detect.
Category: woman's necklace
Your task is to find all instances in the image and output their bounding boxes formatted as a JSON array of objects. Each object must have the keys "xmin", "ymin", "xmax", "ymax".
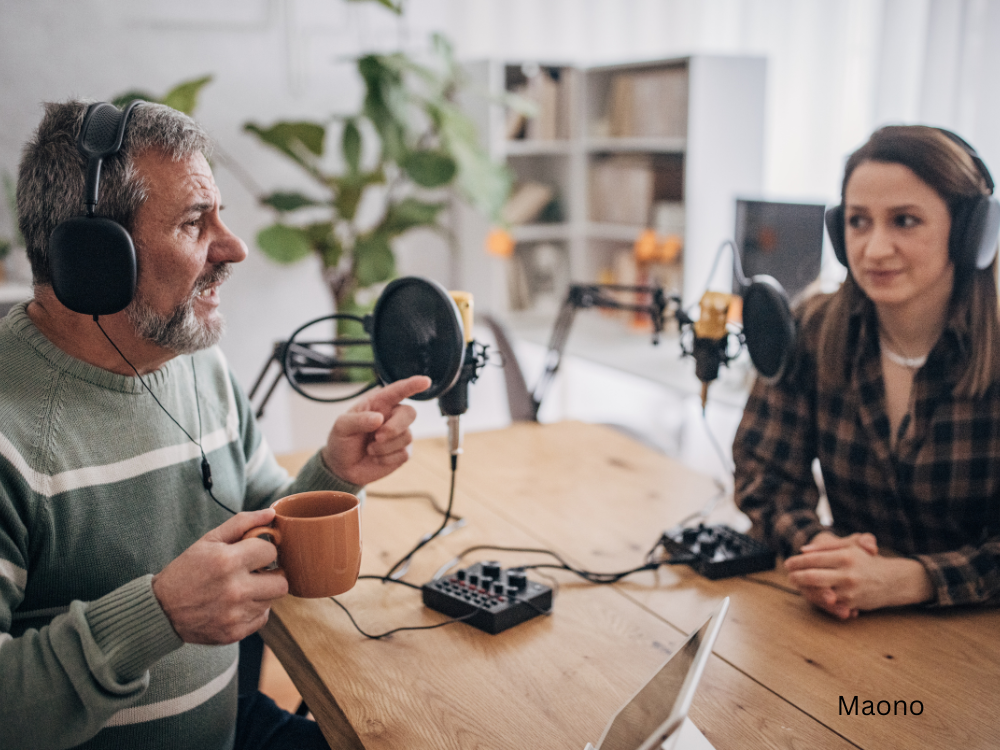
[{"xmin": 879, "ymin": 331, "xmax": 928, "ymax": 370}]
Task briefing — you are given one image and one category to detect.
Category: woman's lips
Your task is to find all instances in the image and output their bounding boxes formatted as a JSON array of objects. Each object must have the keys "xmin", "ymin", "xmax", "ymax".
[{"xmin": 863, "ymin": 268, "xmax": 903, "ymax": 285}]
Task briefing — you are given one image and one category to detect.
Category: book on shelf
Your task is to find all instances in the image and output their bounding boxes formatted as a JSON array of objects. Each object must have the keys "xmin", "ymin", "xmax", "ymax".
[
  {"xmin": 502, "ymin": 182, "xmax": 555, "ymax": 225},
  {"xmin": 507, "ymin": 66, "xmax": 572, "ymax": 141},
  {"xmin": 589, "ymin": 155, "xmax": 654, "ymax": 225},
  {"xmin": 608, "ymin": 66, "xmax": 688, "ymax": 139}
]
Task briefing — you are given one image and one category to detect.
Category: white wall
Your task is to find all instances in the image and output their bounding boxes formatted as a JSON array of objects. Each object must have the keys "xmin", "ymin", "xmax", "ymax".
[{"xmin": 4, "ymin": 0, "xmax": 1000, "ymax": 452}]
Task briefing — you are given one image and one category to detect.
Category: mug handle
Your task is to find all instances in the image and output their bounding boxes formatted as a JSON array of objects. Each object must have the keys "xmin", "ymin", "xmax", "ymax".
[{"xmin": 242, "ymin": 526, "xmax": 282, "ymax": 573}]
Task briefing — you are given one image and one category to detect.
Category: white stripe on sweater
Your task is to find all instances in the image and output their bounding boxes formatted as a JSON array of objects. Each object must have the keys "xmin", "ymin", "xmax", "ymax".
[
  {"xmin": 0, "ymin": 427, "xmax": 235, "ymax": 498},
  {"xmin": 0, "ymin": 558, "xmax": 27, "ymax": 592},
  {"xmin": 105, "ymin": 655, "xmax": 238, "ymax": 727}
]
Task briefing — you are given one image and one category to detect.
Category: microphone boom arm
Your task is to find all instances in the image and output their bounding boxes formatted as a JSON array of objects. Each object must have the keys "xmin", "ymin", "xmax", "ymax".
[{"xmin": 530, "ymin": 283, "xmax": 682, "ymax": 420}]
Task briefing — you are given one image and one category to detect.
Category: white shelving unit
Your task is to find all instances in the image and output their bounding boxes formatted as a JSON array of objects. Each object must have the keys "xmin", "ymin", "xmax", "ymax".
[
  {"xmin": 456, "ymin": 54, "xmax": 765, "ymax": 310},
  {"xmin": 453, "ymin": 55, "xmax": 765, "ymax": 403}
]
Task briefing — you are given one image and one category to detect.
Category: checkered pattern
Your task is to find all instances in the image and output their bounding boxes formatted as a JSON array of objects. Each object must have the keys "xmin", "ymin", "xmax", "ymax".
[{"xmin": 734, "ymin": 296, "xmax": 1000, "ymax": 607}]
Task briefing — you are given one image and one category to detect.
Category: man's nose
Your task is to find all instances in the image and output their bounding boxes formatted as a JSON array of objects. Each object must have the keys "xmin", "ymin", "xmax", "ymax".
[{"xmin": 209, "ymin": 219, "xmax": 249, "ymax": 265}]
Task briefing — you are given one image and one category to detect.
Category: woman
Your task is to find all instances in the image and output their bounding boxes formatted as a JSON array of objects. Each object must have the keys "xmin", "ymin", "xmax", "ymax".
[{"xmin": 733, "ymin": 125, "xmax": 1000, "ymax": 619}]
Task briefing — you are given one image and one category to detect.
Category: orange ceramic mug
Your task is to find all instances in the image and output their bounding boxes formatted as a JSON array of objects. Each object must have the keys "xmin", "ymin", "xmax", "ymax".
[{"xmin": 242, "ymin": 490, "xmax": 362, "ymax": 598}]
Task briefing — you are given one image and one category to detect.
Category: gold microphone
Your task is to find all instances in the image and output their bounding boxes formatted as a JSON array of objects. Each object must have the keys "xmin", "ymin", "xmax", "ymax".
[{"xmin": 692, "ymin": 291, "xmax": 734, "ymax": 411}]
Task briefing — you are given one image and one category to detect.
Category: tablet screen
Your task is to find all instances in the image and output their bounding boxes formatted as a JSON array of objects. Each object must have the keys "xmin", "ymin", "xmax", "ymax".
[{"xmin": 596, "ymin": 599, "xmax": 727, "ymax": 750}]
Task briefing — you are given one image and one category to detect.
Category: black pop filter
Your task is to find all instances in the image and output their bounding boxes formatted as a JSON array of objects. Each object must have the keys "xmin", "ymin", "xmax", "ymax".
[
  {"xmin": 370, "ymin": 277, "xmax": 465, "ymax": 400},
  {"xmin": 741, "ymin": 275, "xmax": 795, "ymax": 380}
]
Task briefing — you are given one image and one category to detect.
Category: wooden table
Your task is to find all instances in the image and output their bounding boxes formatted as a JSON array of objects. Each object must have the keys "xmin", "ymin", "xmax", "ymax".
[{"xmin": 267, "ymin": 421, "xmax": 1000, "ymax": 750}]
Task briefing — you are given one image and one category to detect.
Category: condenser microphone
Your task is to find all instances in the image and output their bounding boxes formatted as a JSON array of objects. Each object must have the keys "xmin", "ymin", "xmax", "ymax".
[
  {"xmin": 690, "ymin": 291, "xmax": 734, "ymax": 411},
  {"xmin": 682, "ymin": 240, "xmax": 796, "ymax": 409}
]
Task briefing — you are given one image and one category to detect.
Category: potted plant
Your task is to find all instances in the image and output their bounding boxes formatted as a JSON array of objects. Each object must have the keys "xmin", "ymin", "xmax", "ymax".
[{"xmin": 243, "ymin": 21, "xmax": 515, "ymax": 372}]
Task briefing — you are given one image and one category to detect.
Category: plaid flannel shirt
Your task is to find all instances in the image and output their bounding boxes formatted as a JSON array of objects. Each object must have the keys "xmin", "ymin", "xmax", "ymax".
[{"xmin": 734, "ymin": 294, "xmax": 1000, "ymax": 607}]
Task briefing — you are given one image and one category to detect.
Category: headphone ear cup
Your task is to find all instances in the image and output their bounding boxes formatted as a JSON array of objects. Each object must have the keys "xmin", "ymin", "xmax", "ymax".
[
  {"xmin": 49, "ymin": 217, "xmax": 137, "ymax": 316},
  {"xmin": 825, "ymin": 205, "xmax": 847, "ymax": 267},
  {"xmin": 964, "ymin": 196, "xmax": 1000, "ymax": 270}
]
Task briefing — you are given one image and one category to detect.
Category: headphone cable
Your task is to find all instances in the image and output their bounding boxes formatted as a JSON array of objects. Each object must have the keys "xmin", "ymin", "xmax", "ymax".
[{"xmin": 93, "ymin": 316, "xmax": 235, "ymax": 515}]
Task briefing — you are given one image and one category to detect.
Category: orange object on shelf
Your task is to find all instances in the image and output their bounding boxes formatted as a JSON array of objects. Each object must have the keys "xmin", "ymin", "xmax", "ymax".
[
  {"xmin": 633, "ymin": 229, "xmax": 682, "ymax": 264},
  {"xmin": 658, "ymin": 234, "xmax": 682, "ymax": 263},
  {"xmin": 633, "ymin": 228, "xmax": 658, "ymax": 263},
  {"xmin": 486, "ymin": 228, "xmax": 515, "ymax": 258}
]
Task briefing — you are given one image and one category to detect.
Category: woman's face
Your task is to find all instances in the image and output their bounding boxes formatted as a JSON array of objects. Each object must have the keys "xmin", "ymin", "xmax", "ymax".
[{"xmin": 844, "ymin": 160, "xmax": 954, "ymax": 314}]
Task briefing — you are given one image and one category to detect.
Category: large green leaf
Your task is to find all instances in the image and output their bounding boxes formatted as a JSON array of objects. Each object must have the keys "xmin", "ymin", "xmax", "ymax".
[
  {"xmin": 402, "ymin": 150, "xmax": 456, "ymax": 188},
  {"xmin": 381, "ymin": 197, "xmax": 446, "ymax": 235},
  {"xmin": 353, "ymin": 232, "xmax": 395, "ymax": 287},
  {"xmin": 331, "ymin": 179, "xmax": 363, "ymax": 222},
  {"xmin": 330, "ymin": 169, "xmax": 383, "ymax": 222},
  {"xmin": 358, "ymin": 55, "xmax": 409, "ymax": 163},
  {"xmin": 244, "ymin": 121, "xmax": 326, "ymax": 169},
  {"xmin": 342, "ymin": 119, "xmax": 362, "ymax": 174},
  {"xmin": 256, "ymin": 223, "xmax": 314, "ymax": 264},
  {"xmin": 261, "ymin": 191, "xmax": 322, "ymax": 213},
  {"xmin": 161, "ymin": 75, "xmax": 213, "ymax": 115}
]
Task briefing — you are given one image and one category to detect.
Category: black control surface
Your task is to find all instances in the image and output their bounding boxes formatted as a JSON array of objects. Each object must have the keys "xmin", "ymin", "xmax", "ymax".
[
  {"xmin": 422, "ymin": 561, "xmax": 552, "ymax": 634},
  {"xmin": 661, "ymin": 524, "xmax": 775, "ymax": 579}
]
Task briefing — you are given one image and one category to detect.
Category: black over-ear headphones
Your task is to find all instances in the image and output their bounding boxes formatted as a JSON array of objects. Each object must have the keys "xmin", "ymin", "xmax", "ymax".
[
  {"xmin": 48, "ymin": 100, "xmax": 143, "ymax": 316},
  {"xmin": 825, "ymin": 128, "xmax": 1000, "ymax": 277}
]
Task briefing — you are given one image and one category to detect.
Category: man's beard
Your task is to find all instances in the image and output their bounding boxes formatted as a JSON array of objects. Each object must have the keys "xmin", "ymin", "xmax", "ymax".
[{"xmin": 125, "ymin": 264, "xmax": 233, "ymax": 354}]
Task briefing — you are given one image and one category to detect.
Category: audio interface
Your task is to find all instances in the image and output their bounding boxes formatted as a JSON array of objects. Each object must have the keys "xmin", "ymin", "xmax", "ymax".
[
  {"xmin": 422, "ymin": 561, "xmax": 552, "ymax": 635},
  {"xmin": 660, "ymin": 523, "xmax": 775, "ymax": 579}
]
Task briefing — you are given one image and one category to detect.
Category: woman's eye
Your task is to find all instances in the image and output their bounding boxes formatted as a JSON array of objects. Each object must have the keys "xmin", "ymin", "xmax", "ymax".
[
  {"xmin": 895, "ymin": 214, "xmax": 919, "ymax": 228},
  {"xmin": 847, "ymin": 214, "xmax": 869, "ymax": 229}
]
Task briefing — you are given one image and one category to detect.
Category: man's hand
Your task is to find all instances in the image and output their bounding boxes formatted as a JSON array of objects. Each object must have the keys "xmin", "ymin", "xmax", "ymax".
[
  {"xmin": 784, "ymin": 532, "xmax": 934, "ymax": 619},
  {"xmin": 152, "ymin": 508, "xmax": 288, "ymax": 644},
  {"xmin": 322, "ymin": 375, "xmax": 431, "ymax": 487}
]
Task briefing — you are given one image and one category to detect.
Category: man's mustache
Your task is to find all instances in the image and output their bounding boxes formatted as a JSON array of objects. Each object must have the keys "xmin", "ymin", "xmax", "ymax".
[{"xmin": 192, "ymin": 264, "xmax": 233, "ymax": 297}]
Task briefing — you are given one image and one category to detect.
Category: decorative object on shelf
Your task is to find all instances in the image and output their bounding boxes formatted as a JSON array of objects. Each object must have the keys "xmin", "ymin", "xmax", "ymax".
[
  {"xmin": 501, "ymin": 181, "xmax": 556, "ymax": 225},
  {"xmin": 485, "ymin": 228, "xmax": 515, "ymax": 259}
]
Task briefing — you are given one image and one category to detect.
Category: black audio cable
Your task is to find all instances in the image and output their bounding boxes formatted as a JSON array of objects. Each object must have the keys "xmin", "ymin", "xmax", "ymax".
[
  {"xmin": 94, "ymin": 316, "xmax": 235, "ymax": 516},
  {"xmin": 383, "ymin": 462, "xmax": 461, "ymax": 581}
]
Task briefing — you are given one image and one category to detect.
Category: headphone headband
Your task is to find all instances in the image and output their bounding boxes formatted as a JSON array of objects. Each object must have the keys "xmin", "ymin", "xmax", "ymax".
[
  {"xmin": 79, "ymin": 100, "xmax": 142, "ymax": 216},
  {"xmin": 935, "ymin": 127, "xmax": 995, "ymax": 193}
]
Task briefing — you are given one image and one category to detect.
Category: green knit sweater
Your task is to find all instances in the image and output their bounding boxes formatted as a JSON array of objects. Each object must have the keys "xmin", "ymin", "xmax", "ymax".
[{"xmin": 0, "ymin": 303, "xmax": 360, "ymax": 749}]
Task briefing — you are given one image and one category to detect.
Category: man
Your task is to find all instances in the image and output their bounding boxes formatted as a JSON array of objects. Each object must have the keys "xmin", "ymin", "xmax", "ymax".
[{"xmin": 0, "ymin": 100, "xmax": 430, "ymax": 749}]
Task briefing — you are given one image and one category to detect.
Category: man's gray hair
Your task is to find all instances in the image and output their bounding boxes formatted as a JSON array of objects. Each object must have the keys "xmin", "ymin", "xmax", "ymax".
[{"xmin": 17, "ymin": 100, "xmax": 212, "ymax": 285}]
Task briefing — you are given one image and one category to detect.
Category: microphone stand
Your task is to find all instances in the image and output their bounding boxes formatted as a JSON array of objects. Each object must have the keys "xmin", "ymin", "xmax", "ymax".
[{"xmin": 529, "ymin": 283, "xmax": 683, "ymax": 421}]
